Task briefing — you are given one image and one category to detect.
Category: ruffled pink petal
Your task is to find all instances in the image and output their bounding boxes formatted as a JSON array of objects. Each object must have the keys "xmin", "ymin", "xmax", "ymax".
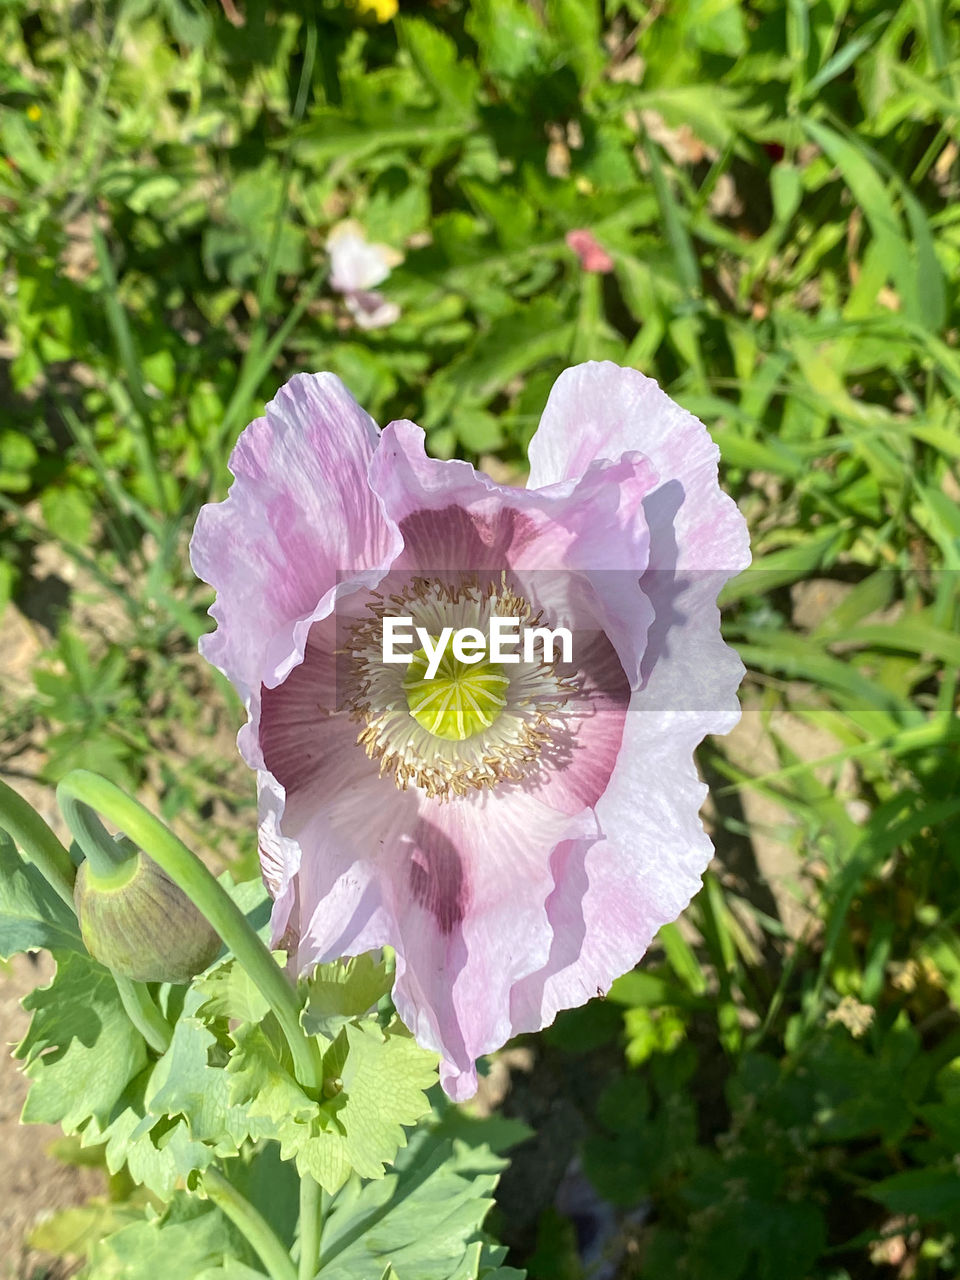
[
  {"xmin": 256, "ymin": 615, "xmax": 402, "ymax": 961},
  {"xmin": 508, "ymin": 361, "xmax": 750, "ymax": 1029},
  {"xmin": 257, "ymin": 769, "xmax": 302, "ymax": 948},
  {"xmin": 369, "ymin": 419, "xmax": 658, "ymax": 685},
  {"xmin": 386, "ymin": 790, "xmax": 598, "ymax": 1101},
  {"xmin": 189, "ymin": 372, "xmax": 402, "ymax": 705},
  {"xmin": 526, "ymin": 361, "xmax": 750, "ymax": 575},
  {"xmin": 510, "ymin": 689, "xmax": 733, "ymax": 1033}
]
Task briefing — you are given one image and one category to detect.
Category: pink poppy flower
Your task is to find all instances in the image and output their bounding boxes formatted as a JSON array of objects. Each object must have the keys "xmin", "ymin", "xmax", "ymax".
[{"xmin": 190, "ymin": 362, "xmax": 749, "ymax": 1099}]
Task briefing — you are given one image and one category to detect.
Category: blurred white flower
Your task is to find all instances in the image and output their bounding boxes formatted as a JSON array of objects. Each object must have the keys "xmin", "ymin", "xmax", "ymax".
[{"xmin": 327, "ymin": 220, "xmax": 402, "ymax": 329}]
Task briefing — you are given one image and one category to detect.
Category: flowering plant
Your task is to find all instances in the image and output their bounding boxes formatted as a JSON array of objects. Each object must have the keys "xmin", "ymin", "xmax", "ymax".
[
  {"xmin": 191, "ymin": 360, "xmax": 750, "ymax": 1099},
  {"xmin": 0, "ymin": 362, "xmax": 746, "ymax": 1278}
]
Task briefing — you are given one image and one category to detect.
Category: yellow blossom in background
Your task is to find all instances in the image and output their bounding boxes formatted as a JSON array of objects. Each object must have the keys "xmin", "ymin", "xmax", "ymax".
[
  {"xmin": 350, "ymin": 0, "xmax": 398, "ymax": 22},
  {"xmin": 26, "ymin": 103, "xmax": 41, "ymax": 121}
]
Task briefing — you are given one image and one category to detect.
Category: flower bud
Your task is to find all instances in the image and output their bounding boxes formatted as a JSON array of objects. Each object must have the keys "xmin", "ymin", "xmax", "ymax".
[{"xmin": 74, "ymin": 842, "xmax": 221, "ymax": 984}]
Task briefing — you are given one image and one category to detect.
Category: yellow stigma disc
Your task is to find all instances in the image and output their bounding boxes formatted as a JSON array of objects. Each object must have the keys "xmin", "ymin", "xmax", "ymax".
[{"xmin": 402, "ymin": 640, "xmax": 509, "ymax": 741}]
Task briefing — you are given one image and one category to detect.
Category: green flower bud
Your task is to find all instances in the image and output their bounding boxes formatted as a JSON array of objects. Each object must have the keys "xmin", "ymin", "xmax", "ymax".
[{"xmin": 74, "ymin": 840, "xmax": 221, "ymax": 984}]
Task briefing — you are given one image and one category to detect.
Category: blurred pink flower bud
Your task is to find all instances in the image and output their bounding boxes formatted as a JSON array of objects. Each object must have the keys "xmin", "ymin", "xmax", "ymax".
[{"xmin": 566, "ymin": 229, "xmax": 615, "ymax": 274}]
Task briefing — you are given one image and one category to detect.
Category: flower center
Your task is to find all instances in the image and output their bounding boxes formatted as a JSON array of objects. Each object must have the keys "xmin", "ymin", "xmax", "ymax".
[
  {"xmin": 343, "ymin": 575, "xmax": 576, "ymax": 799},
  {"xmin": 402, "ymin": 641, "xmax": 509, "ymax": 741}
]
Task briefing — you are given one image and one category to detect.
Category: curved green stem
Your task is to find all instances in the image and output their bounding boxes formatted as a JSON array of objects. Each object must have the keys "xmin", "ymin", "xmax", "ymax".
[
  {"xmin": 203, "ymin": 1167, "xmax": 297, "ymax": 1280},
  {"xmin": 298, "ymin": 1174, "xmax": 323, "ymax": 1280},
  {"xmin": 55, "ymin": 790, "xmax": 131, "ymax": 878},
  {"xmin": 0, "ymin": 777, "xmax": 77, "ymax": 909},
  {"xmin": 56, "ymin": 771, "xmax": 323, "ymax": 1091},
  {"xmin": 114, "ymin": 976, "xmax": 173, "ymax": 1054}
]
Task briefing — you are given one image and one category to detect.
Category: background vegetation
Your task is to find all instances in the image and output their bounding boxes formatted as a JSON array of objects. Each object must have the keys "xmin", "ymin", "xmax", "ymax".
[{"xmin": 2, "ymin": 0, "xmax": 959, "ymax": 1276}]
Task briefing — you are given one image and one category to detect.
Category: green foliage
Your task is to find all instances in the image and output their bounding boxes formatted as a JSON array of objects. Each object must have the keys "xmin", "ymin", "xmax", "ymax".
[
  {"xmin": 228, "ymin": 1010, "xmax": 437, "ymax": 1194},
  {"xmin": 2, "ymin": 0, "xmax": 960, "ymax": 1276},
  {"xmin": 314, "ymin": 1126, "xmax": 506, "ymax": 1279},
  {"xmin": 1, "ymin": 817, "xmax": 508, "ymax": 1277},
  {"xmin": 0, "ymin": 828, "xmax": 82, "ymax": 958},
  {"xmin": 302, "ymin": 952, "xmax": 395, "ymax": 1038},
  {"xmin": 84, "ymin": 1195, "xmax": 253, "ymax": 1279},
  {"xmin": 574, "ymin": 1007, "xmax": 956, "ymax": 1280},
  {"xmin": 16, "ymin": 950, "xmax": 149, "ymax": 1132},
  {"xmin": 32, "ymin": 629, "xmax": 149, "ymax": 788}
]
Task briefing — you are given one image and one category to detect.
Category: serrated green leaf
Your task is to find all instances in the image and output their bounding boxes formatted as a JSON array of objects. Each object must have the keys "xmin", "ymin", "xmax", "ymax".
[
  {"xmin": 229, "ymin": 1016, "xmax": 436, "ymax": 1194},
  {"xmin": 86, "ymin": 1193, "xmax": 247, "ymax": 1279},
  {"xmin": 0, "ymin": 829, "xmax": 83, "ymax": 959},
  {"xmin": 316, "ymin": 1126, "xmax": 506, "ymax": 1279},
  {"xmin": 16, "ymin": 951, "xmax": 148, "ymax": 1133},
  {"xmin": 302, "ymin": 953, "xmax": 394, "ymax": 1039},
  {"xmin": 227, "ymin": 1021, "xmax": 319, "ymax": 1137},
  {"xmin": 146, "ymin": 987, "xmax": 269, "ymax": 1156},
  {"xmin": 195, "ymin": 956, "xmax": 272, "ymax": 1026},
  {"xmin": 301, "ymin": 1022, "xmax": 437, "ymax": 1192},
  {"xmin": 82, "ymin": 1067, "xmax": 217, "ymax": 1201},
  {"xmin": 79, "ymin": 980, "xmax": 292, "ymax": 1199}
]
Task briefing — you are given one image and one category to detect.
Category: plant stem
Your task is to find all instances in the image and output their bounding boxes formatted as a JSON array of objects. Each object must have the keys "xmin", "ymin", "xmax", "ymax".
[
  {"xmin": 56, "ymin": 792, "xmax": 130, "ymax": 878},
  {"xmin": 114, "ymin": 975, "xmax": 173, "ymax": 1054},
  {"xmin": 0, "ymin": 777, "xmax": 76, "ymax": 908},
  {"xmin": 56, "ymin": 770, "xmax": 323, "ymax": 1091},
  {"xmin": 203, "ymin": 1167, "xmax": 297, "ymax": 1280},
  {"xmin": 298, "ymin": 1173, "xmax": 323, "ymax": 1280}
]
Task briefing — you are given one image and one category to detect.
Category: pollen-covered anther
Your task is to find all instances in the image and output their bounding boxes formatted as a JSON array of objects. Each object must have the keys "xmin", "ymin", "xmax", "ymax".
[{"xmin": 344, "ymin": 576, "xmax": 576, "ymax": 799}]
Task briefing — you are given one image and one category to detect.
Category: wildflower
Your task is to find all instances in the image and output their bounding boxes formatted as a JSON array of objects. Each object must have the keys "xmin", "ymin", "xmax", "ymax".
[
  {"xmin": 566, "ymin": 229, "xmax": 615, "ymax": 274},
  {"xmin": 191, "ymin": 362, "xmax": 749, "ymax": 1098},
  {"xmin": 350, "ymin": 0, "xmax": 398, "ymax": 21},
  {"xmin": 826, "ymin": 995, "xmax": 875, "ymax": 1038},
  {"xmin": 326, "ymin": 220, "xmax": 401, "ymax": 330}
]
